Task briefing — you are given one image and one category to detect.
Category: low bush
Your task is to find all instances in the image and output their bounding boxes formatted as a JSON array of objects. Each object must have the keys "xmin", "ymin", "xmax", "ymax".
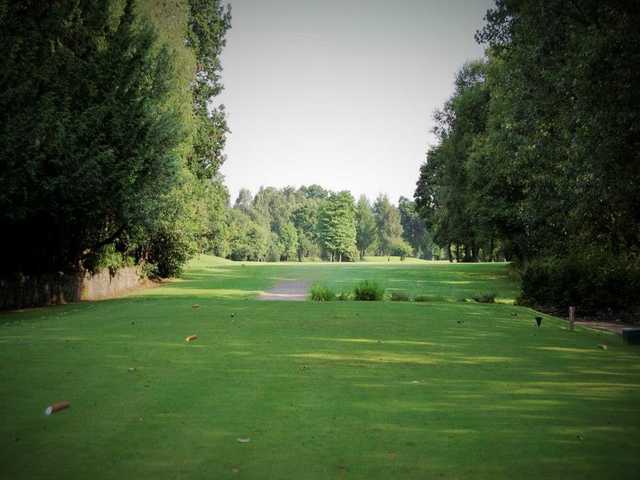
[
  {"xmin": 310, "ymin": 283, "xmax": 335, "ymax": 301},
  {"xmin": 390, "ymin": 239, "xmax": 413, "ymax": 261},
  {"xmin": 391, "ymin": 291, "xmax": 410, "ymax": 302},
  {"xmin": 519, "ymin": 253, "xmax": 640, "ymax": 314},
  {"xmin": 414, "ymin": 294, "xmax": 445, "ymax": 302},
  {"xmin": 472, "ymin": 292, "xmax": 496, "ymax": 304},
  {"xmin": 353, "ymin": 280, "xmax": 384, "ymax": 301},
  {"xmin": 336, "ymin": 291, "xmax": 351, "ymax": 301}
]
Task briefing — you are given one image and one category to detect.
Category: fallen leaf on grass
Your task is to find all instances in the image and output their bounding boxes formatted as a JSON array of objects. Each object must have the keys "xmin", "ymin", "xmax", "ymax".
[{"xmin": 44, "ymin": 401, "xmax": 70, "ymax": 416}]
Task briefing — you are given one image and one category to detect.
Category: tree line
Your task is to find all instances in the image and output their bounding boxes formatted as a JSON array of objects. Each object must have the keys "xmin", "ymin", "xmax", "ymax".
[
  {"xmin": 0, "ymin": 0, "xmax": 231, "ymax": 278},
  {"xmin": 209, "ymin": 185, "xmax": 434, "ymax": 262},
  {"xmin": 414, "ymin": 0, "xmax": 639, "ymax": 313}
]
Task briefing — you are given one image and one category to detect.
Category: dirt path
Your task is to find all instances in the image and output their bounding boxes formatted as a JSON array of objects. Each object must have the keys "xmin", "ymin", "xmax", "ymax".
[
  {"xmin": 574, "ymin": 320, "xmax": 631, "ymax": 335},
  {"xmin": 258, "ymin": 280, "xmax": 310, "ymax": 301}
]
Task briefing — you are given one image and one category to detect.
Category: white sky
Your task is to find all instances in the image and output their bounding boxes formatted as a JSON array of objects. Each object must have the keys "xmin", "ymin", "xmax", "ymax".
[{"xmin": 218, "ymin": 0, "xmax": 493, "ymax": 204}]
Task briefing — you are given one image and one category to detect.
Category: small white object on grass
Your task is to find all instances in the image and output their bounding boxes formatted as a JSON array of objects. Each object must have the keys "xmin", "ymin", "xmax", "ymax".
[{"xmin": 237, "ymin": 437, "xmax": 251, "ymax": 443}]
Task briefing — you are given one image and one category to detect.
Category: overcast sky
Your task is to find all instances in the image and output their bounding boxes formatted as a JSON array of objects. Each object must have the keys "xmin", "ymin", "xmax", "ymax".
[{"xmin": 218, "ymin": 0, "xmax": 493, "ymax": 205}]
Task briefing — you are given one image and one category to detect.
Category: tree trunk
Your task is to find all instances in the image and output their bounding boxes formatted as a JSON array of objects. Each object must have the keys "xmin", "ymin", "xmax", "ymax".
[
  {"xmin": 489, "ymin": 236, "xmax": 494, "ymax": 262},
  {"xmin": 463, "ymin": 244, "xmax": 471, "ymax": 262},
  {"xmin": 447, "ymin": 243, "xmax": 453, "ymax": 262}
]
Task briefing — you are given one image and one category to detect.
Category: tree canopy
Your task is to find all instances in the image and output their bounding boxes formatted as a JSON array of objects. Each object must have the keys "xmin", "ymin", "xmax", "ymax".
[
  {"xmin": 415, "ymin": 0, "xmax": 640, "ymax": 312},
  {"xmin": 0, "ymin": 0, "xmax": 231, "ymax": 277},
  {"xmin": 212, "ymin": 186, "xmax": 432, "ymax": 263}
]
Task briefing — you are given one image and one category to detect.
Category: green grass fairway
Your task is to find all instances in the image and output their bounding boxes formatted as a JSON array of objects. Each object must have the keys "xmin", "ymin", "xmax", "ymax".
[{"xmin": 1, "ymin": 256, "xmax": 639, "ymax": 479}]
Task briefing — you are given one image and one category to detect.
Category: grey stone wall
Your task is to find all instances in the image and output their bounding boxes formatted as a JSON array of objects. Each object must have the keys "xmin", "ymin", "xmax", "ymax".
[{"xmin": 0, "ymin": 267, "xmax": 147, "ymax": 310}]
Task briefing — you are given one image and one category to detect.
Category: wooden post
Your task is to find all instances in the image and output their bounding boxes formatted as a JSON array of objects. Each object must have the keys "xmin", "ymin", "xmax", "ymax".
[{"xmin": 569, "ymin": 306, "xmax": 575, "ymax": 331}]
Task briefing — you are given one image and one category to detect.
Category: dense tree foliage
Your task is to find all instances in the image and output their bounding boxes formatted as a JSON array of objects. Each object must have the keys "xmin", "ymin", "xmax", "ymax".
[
  {"xmin": 318, "ymin": 192, "xmax": 357, "ymax": 262},
  {"xmin": 0, "ymin": 0, "xmax": 231, "ymax": 278},
  {"xmin": 355, "ymin": 196, "xmax": 377, "ymax": 260},
  {"xmin": 213, "ymin": 186, "xmax": 432, "ymax": 262},
  {"xmin": 415, "ymin": 0, "xmax": 640, "ymax": 312},
  {"xmin": 398, "ymin": 197, "xmax": 435, "ymax": 259},
  {"xmin": 373, "ymin": 195, "xmax": 407, "ymax": 258},
  {"xmin": 186, "ymin": 0, "xmax": 231, "ymax": 181}
]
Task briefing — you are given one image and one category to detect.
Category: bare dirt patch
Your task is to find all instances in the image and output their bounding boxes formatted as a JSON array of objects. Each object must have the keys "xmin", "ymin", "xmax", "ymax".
[
  {"xmin": 258, "ymin": 280, "xmax": 309, "ymax": 301},
  {"xmin": 574, "ymin": 321, "xmax": 630, "ymax": 335}
]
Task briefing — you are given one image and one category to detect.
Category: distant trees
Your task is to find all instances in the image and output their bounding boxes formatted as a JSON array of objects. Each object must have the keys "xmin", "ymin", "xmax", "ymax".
[
  {"xmin": 234, "ymin": 189, "xmax": 253, "ymax": 212},
  {"xmin": 398, "ymin": 197, "xmax": 434, "ymax": 259},
  {"xmin": 214, "ymin": 186, "xmax": 433, "ymax": 262},
  {"xmin": 355, "ymin": 196, "xmax": 377, "ymax": 259},
  {"xmin": 278, "ymin": 222, "xmax": 299, "ymax": 261},
  {"xmin": 292, "ymin": 202, "xmax": 320, "ymax": 261},
  {"xmin": 317, "ymin": 192, "xmax": 357, "ymax": 262},
  {"xmin": 373, "ymin": 195, "xmax": 403, "ymax": 258},
  {"xmin": 415, "ymin": 0, "xmax": 640, "ymax": 312}
]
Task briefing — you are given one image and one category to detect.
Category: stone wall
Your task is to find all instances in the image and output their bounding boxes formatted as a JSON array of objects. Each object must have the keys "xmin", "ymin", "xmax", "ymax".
[
  {"xmin": 0, "ymin": 267, "xmax": 147, "ymax": 310},
  {"xmin": 80, "ymin": 267, "xmax": 146, "ymax": 301}
]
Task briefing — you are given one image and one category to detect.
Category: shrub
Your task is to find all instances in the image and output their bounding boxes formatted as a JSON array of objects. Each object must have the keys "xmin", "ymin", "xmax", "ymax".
[
  {"xmin": 414, "ymin": 294, "xmax": 445, "ymax": 302},
  {"xmin": 145, "ymin": 227, "xmax": 196, "ymax": 278},
  {"xmin": 472, "ymin": 292, "xmax": 496, "ymax": 304},
  {"xmin": 391, "ymin": 291, "xmax": 410, "ymax": 301},
  {"xmin": 353, "ymin": 280, "xmax": 384, "ymax": 301},
  {"xmin": 310, "ymin": 283, "xmax": 335, "ymax": 301},
  {"xmin": 390, "ymin": 239, "xmax": 413, "ymax": 261},
  {"xmin": 336, "ymin": 291, "xmax": 351, "ymax": 301},
  {"xmin": 519, "ymin": 253, "xmax": 640, "ymax": 314}
]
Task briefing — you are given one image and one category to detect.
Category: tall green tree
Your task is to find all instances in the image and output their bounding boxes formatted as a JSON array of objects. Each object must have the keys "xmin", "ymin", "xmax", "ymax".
[
  {"xmin": 318, "ymin": 192, "xmax": 357, "ymax": 262},
  {"xmin": 292, "ymin": 202, "xmax": 320, "ymax": 261},
  {"xmin": 415, "ymin": 0, "xmax": 639, "ymax": 311},
  {"xmin": 185, "ymin": 0, "xmax": 231, "ymax": 181},
  {"xmin": 278, "ymin": 222, "xmax": 299, "ymax": 261},
  {"xmin": 475, "ymin": 0, "xmax": 640, "ymax": 262},
  {"xmin": 398, "ymin": 197, "xmax": 433, "ymax": 259},
  {"xmin": 415, "ymin": 61, "xmax": 490, "ymax": 262},
  {"xmin": 0, "ymin": 0, "xmax": 185, "ymax": 274},
  {"xmin": 355, "ymin": 195, "xmax": 377, "ymax": 259},
  {"xmin": 234, "ymin": 188, "xmax": 253, "ymax": 213},
  {"xmin": 373, "ymin": 194, "xmax": 403, "ymax": 258}
]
